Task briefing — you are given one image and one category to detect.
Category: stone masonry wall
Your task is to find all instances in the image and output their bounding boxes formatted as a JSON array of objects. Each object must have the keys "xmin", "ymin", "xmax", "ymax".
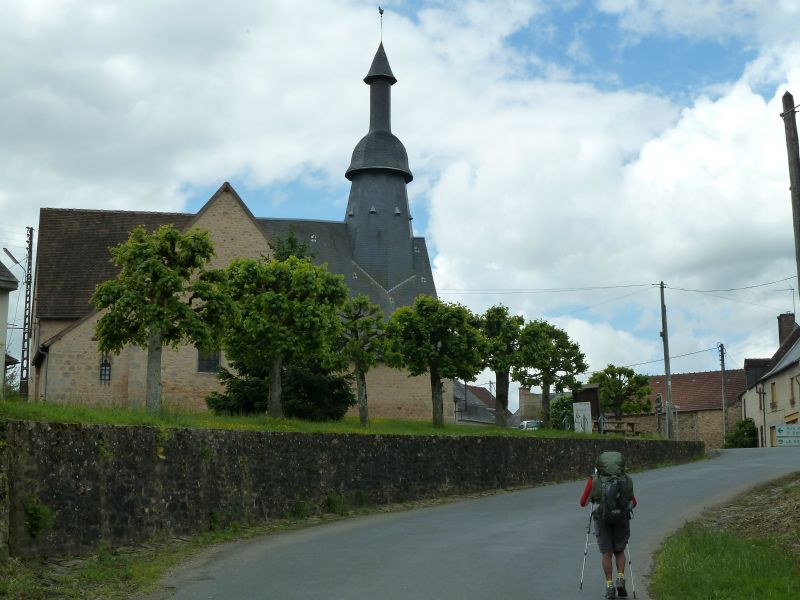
[{"xmin": 0, "ymin": 420, "xmax": 703, "ymax": 559}]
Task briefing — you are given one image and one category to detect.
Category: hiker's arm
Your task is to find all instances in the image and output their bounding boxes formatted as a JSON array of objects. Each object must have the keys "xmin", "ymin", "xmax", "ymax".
[
  {"xmin": 579, "ymin": 477, "xmax": 592, "ymax": 506},
  {"xmin": 631, "ymin": 495, "xmax": 637, "ymax": 508}
]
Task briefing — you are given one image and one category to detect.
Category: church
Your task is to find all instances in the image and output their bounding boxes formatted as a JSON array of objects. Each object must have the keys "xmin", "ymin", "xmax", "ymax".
[{"xmin": 30, "ymin": 43, "xmax": 454, "ymax": 420}]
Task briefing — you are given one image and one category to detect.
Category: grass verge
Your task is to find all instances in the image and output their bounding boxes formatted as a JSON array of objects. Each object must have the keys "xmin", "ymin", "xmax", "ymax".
[
  {"xmin": 650, "ymin": 472, "xmax": 800, "ymax": 600},
  {"xmin": 0, "ymin": 398, "xmax": 647, "ymax": 439}
]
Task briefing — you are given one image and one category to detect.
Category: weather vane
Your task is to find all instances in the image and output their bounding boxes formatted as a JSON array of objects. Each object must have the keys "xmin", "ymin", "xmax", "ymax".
[{"xmin": 379, "ymin": 6, "xmax": 384, "ymax": 41}]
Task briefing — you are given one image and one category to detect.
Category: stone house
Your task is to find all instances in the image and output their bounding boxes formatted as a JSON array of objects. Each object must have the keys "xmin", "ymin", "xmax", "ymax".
[
  {"xmin": 740, "ymin": 313, "xmax": 800, "ymax": 447},
  {"xmin": 1, "ymin": 260, "xmax": 19, "ymax": 399},
  {"xmin": 29, "ymin": 43, "xmax": 453, "ymax": 421}
]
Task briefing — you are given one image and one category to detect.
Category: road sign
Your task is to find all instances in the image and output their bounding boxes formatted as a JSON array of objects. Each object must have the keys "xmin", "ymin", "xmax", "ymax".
[{"xmin": 776, "ymin": 424, "xmax": 800, "ymax": 447}]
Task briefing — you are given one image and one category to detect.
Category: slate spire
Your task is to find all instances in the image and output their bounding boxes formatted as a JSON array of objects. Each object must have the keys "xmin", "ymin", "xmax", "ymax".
[{"xmin": 344, "ymin": 43, "xmax": 415, "ymax": 291}]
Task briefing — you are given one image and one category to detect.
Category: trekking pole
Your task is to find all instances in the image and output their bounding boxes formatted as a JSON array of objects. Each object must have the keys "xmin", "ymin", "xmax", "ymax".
[
  {"xmin": 625, "ymin": 542, "xmax": 636, "ymax": 599},
  {"xmin": 579, "ymin": 502, "xmax": 593, "ymax": 590}
]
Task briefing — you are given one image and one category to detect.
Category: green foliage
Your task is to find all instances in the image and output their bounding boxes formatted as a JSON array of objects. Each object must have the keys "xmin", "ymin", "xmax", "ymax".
[
  {"xmin": 325, "ymin": 494, "xmax": 348, "ymax": 516},
  {"xmin": 23, "ymin": 496, "xmax": 56, "ymax": 540},
  {"xmin": 221, "ymin": 256, "xmax": 349, "ymax": 417},
  {"xmin": 481, "ymin": 305, "xmax": 525, "ymax": 427},
  {"xmin": 268, "ymin": 227, "xmax": 316, "ymax": 261},
  {"xmin": 724, "ymin": 418, "xmax": 758, "ymax": 448},
  {"xmin": 384, "ymin": 295, "xmax": 484, "ymax": 427},
  {"xmin": 281, "ymin": 363, "xmax": 356, "ymax": 421},
  {"xmin": 290, "ymin": 500, "xmax": 311, "ymax": 520},
  {"xmin": 588, "ymin": 364, "xmax": 651, "ymax": 418},
  {"xmin": 549, "ymin": 394, "xmax": 574, "ymax": 430},
  {"xmin": 205, "ymin": 368, "xmax": 268, "ymax": 415},
  {"xmin": 513, "ymin": 319, "xmax": 587, "ymax": 425},
  {"xmin": 91, "ymin": 225, "xmax": 229, "ymax": 413}
]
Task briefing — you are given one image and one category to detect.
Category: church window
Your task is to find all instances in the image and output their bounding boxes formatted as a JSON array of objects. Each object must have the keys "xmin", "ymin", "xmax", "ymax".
[
  {"xmin": 353, "ymin": 272, "xmax": 358, "ymax": 280},
  {"xmin": 310, "ymin": 234, "xmax": 317, "ymax": 243},
  {"xmin": 421, "ymin": 276, "xmax": 427, "ymax": 283},
  {"xmin": 369, "ymin": 205, "xmax": 377, "ymax": 214},
  {"xmin": 413, "ymin": 245, "xmax": 420, "ymax": 253},
  {"xmin": 389, "ymin": 296, "xmax": 395, "ymax": 304},
  {"xmin": 99, "ymin": 356, "xmax": 111, "ymax": 383},
  {"xmin": 198, "ymin": 348, "xmax": 221, "ymax": 373}
]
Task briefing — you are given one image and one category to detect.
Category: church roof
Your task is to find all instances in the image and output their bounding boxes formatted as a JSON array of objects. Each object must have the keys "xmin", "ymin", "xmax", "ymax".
[
  {"xmin": 345, "ymin": 130, "xmax": 413, "ymax": 183},
  {"xmin": 364, "ymin": 42, "xmax": 396, "ymax": 84},
  {"xmin": 35, "ymin": 199, "xmax": 436, "ymax": 321}
]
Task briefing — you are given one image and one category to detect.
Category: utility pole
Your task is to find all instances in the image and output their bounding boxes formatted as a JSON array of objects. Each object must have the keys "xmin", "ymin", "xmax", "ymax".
[
  {"xmin": 19, "ymin": 226, "xmax": 33, "ymax": 401},
  {"xmin": 660, "ymin": 282, "xmax": 673, "ymax": 439},
  {"xmin": 719, "ymin": 343, "xmax": 727, "ymax": 439},
  {"xmin": 780, "ymin": 91, "xmax": 800, "ymax": 301}
]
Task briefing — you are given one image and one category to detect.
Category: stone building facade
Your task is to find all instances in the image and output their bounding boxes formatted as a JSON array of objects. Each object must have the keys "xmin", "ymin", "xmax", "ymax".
[{"xmin": 30, "ymin": 43, "xmax": 452, "ymax": 422}]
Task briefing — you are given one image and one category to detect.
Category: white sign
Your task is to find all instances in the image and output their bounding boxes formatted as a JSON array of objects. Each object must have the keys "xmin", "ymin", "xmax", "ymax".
[
  {"xmin": 776, "ymin": 424, "xmax": 800, "ymax": 447},
  {"xmin": 573, "ymin": 402, "xmax": 592, "ymax": 433}
]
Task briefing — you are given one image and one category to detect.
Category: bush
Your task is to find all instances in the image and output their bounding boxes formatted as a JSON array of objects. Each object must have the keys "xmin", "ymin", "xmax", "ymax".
[
  {"xmin": 724, "ymin": 418, "xmax": 758, "ymax": 448},
  {"xmin": 549, "ymin": 394, "xmax": 574, "ymax": 430},
  {"xmin": 282, "ymin": 364, "xmax": 356, "ymax": 421},
  {"xmin": 205, "ymin": 368, "xmax": 267, "ymax": 415}
]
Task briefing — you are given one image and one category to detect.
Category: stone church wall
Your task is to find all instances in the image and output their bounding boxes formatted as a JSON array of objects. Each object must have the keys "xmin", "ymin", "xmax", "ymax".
[{"xmin": 0, "ymin": 420, "xmax": 704, "ymax": 559}]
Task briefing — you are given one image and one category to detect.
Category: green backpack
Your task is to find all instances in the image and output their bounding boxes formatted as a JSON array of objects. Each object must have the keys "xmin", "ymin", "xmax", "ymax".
[{"xmin": 590, "ymin": 451, "xmax": 634, "ymax": 525}]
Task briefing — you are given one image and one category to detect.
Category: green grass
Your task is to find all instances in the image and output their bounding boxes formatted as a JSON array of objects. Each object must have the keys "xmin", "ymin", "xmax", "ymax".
[
  {"xmin": 0, "ymin": 397, "xmax": 625, "ymax": 438},
  {"xmin": 650, "ymin": 523, "xmax": 800, "ymax": 600}
]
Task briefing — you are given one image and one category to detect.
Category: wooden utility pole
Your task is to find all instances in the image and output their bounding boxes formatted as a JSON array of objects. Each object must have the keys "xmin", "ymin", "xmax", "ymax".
[
  {"xmin": 780, "ymin": 91, "xmax": 800, "ymax": 299},
  {"xmin": 719, "ymin": 343, "xmax": 727, "ymax": 438},
  {"xmin": 660, "ymin": 282, "xmax": 673, "ymax": 439}
]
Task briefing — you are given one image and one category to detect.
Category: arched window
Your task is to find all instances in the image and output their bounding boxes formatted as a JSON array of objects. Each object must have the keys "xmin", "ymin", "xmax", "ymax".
[{"xmin": 99, "ymin": 356, "xmax": 111, "ymax": 383}]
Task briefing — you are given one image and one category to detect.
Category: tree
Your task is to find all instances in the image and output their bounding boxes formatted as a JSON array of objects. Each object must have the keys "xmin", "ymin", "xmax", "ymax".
[
  {"xmin": 221, "ymin": 256, "xmax": 349, "ymax": 418},
  {"xmin": 588, "ymin": 364, "xmax": 651, "ymax": 419},
  {"xmin": 340, "ymin": 295, "xmax": 384, "ymax": 427},
  {"xmin": 549, "ymin": 393, "xmax": 574, "ymax": 430},
  {"xmin": 91, "ymin": 225, "xmax": 228, "ymax": 414},
  {"xmin": 384, "ymin": 295, "xmax": 484, "ymax": 427},
  {"xmin": 514, "ymin": 320, "xmax": 587, "ymax": 427},
  {"xmin": 268, "ymin": 226, "xmax": 316, "ymax": 261},
  {"xmin": 481, "ymin": 305, "xmax": 524, "ymax": 427},
  {"xmin": 723, "ymin": 418, "xmax": 758, "ymax": 448}
]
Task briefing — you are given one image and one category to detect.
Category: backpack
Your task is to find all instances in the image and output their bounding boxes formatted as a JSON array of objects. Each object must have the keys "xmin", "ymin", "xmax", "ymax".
[{"xmin": 590, "ymin": 451, "xmax": 633, "ymax": 525}]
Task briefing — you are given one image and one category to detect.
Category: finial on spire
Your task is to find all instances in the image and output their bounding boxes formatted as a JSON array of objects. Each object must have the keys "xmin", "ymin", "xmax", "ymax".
[{"xmin": 379, "ymin": 6, "xmax": 384, "ymax": 41}]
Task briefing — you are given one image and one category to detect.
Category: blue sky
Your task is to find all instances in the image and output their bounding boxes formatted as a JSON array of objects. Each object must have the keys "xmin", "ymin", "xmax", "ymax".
[{"xmin": 3, "ymin": 1, "xmax": 800, "ymax": 405}]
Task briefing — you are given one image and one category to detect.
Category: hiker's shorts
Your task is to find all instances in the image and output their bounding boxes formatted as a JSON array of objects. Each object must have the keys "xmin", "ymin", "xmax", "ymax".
[{"xmin": 594, "ymin": 516, "xmax": 630, "ymax": 554}]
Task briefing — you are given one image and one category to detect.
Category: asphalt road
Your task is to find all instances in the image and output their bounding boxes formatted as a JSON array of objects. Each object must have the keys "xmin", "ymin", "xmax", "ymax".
[{"xmin": 151, "ymin": 448, "xmax": 800, "ymax": 600}]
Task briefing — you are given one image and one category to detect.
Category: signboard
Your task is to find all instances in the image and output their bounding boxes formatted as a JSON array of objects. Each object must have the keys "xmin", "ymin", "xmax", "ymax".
[
  {"xmin": 573, "ymin": 402, "xmax": 592, "ymax": 433},
  {"xmin": 776, "ymin": 424, "xmax": 800, "ymax": 447}
]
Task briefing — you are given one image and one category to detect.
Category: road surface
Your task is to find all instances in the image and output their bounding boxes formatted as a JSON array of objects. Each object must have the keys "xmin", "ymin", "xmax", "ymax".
[{"xmin": 148, "ymin": 448, "xmax": 799, "ymax": 600}]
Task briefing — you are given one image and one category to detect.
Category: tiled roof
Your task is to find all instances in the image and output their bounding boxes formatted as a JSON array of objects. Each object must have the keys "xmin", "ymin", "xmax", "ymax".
[
  {"xmin": 761, "ymin": 331, "xmax": 800, "ymax": 381},
  {"xmin": 0, "ymin": 260, "xmax": 18, "ymax": 291},
  {"xmin": 4, "ymin": 353, "xmax": 18, "ymax": 367},
  {"xmin": 35, "ymin": 208, "xmax": 193, "ymax": 319},
  {"xmin": 467, "ymin": 385, "xmax": 498, "ymax": 410},
  {"xmin": 648, "ymin": 369, "xmax": 747, "ymax": 412}
]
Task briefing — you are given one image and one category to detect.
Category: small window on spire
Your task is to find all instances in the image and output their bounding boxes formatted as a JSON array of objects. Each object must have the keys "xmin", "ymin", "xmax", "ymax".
[
  {"xmin": 421, "ymin": 276, "xmax": 427, "ymax": 283},
  {"xmin": 369, "ymin": 206, "xmax": 377, "ymax": 214},
  {"xmin": 414, "ymin": 245, "xmax": 420, "ymax": 254},
  {"xmin": 353, "ymin": 272, "xmax": 358, "ymax": 280},
  {"xmin": 394, "ymin": 206, "xmax": 401, "ymax": 215},
  {"xmin": 310, "ymin": 234, "xmax": 317, "ymax": 243}
]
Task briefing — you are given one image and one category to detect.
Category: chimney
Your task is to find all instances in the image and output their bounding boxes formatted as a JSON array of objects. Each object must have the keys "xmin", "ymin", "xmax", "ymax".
[{"xmin": 778, "ymin": 312, "xmax": 796, "ymax": 345}]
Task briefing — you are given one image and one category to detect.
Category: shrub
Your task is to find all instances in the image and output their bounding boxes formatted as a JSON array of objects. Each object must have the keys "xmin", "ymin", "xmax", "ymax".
[
  {"xmin": 724, "ymin": 418, "xmax": 758, "ymax": 448},
  {"xmin": 281, "ymin": 364, "xmax": 356, "ymax": 422},
  {"xmin": 205, "ymin": 368, "xmax": 267, "ymax": 415}
]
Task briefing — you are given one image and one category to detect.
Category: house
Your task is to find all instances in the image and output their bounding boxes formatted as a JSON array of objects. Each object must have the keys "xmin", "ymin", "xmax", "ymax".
[
  {"xmin": 30, "ymin": 42, "xmax": 453, "ymax": 420},
  {"xmin": 453, "ymin": 382, "xmax": 515, "ymax": 425},
  {"xmin": 1, "ymin": 260, "xmax": 19, "ymax": 400},
  {"xmin": 740, "ymin": 313, "xmax": 800, "ymax": 447}
]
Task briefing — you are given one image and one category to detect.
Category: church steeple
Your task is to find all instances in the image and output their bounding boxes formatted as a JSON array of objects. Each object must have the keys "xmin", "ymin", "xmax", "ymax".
[{"xmin": 344, "ymin": 43, "xmax": 415, "ymax": 291}]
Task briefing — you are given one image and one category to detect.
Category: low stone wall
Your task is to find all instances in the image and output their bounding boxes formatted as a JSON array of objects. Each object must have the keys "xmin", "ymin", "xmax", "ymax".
[{"xmin": 0, "ymin": 420, "xmax": 704, "ymax": 559}]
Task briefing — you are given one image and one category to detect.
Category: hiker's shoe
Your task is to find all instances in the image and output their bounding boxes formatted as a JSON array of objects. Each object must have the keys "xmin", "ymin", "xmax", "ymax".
[
  {"xmin": 605, "ymin": 583, "xmax": 616, "ymax": 599},
  {"xmin": 616, "ymin": 576, "xmax": 628, "ymax": 598}
]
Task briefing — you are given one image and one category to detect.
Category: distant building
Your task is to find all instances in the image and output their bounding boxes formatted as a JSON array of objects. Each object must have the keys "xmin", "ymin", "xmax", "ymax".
[
  {"xmin": 454, "ymin": 382, "xmax": 514, "ymax": 425},
  {"xmin": 30, "ymin": 43, "xmax": 453, "ymax": 419},
  {"xmin": 740, "ymin": 313, "xmax": 800, "ymax": 447}
]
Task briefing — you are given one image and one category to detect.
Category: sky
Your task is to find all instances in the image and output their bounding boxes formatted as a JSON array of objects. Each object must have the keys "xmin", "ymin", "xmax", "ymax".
[{"xmin": 3, "ymin": 0, "xmax": 800, "ymax": 410}]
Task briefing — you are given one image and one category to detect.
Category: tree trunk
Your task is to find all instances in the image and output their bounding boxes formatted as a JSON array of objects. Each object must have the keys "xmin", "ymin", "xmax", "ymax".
[
  {"xmin": 541, "ymin": 381, "xmax": 551, "ymax": 428},
  {"xmin": 430, "ymin": 368, "xmax": 444, "ymax": 428},
  {"xmin": 356, "ymin": 364, "xmax": 368, "ymax": 427},
  {"xmin": 495, "ymin": 370, "xmax": 509, "ymax": 427},
  {"xmin": 145, "ymin": 329, "xmax": 164, "ymax": 414},
  {"xmin": 268, "ymin": 356, "xmax": 284, "ymax": 418}
]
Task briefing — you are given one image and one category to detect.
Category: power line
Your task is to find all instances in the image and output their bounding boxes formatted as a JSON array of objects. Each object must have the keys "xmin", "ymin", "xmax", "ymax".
[
  {"xmin": 621, "ymin": 346, "xmax": 718, "ymax": 369},
  {"xmin": 438, "ymin": 283, "xmax": 656, "ymax": 295},
  {"xmin": 557, "ymin": 287, "xmax": 653, "ymax": 316},
  {"xmin": 666, "ymin": 276, "xmax": 795, "ymax": 293}
]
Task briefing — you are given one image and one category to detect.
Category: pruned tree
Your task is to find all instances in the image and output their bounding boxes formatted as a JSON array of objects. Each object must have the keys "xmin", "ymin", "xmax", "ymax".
[
  {"xmin": 588, "ymin": 364, "xmax": 651, "ymax": 419},
  {"xmin": 514, "ymin": 319, "xmax": 587, "ymax": 427},
  {"xmin": 481, "ymin": 305, "xmax": 525, "ymax": 427},
  {"xmin": 340, "ymin": 295, "xmax": 384, "ymax": 427},
  {"xmin": 384, "ymin": 295, "xmax": 484, "ymax": 428},
  {"xmin": 221, "ymin": 256, "xmax": 348, "ymax": 418},
  {"xmin": 91, "ymin": 225, "xmax": 228, "ymax": 414}
]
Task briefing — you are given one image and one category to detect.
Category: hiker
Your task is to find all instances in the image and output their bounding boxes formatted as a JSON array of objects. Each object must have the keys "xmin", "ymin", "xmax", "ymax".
[{"xmin": 579, "ymin": 451, "xmax": 637, "ymax": 599}]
